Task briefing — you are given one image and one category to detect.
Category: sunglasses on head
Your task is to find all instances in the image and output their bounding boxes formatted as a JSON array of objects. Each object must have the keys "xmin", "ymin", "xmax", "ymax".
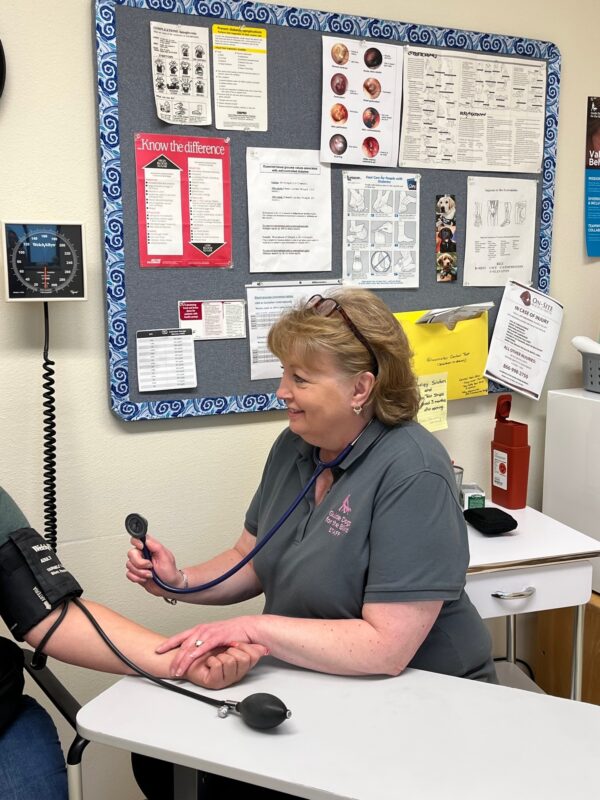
[{"xmin": 305, "ymin": 294, "xmax": 379, "ymax": 377}]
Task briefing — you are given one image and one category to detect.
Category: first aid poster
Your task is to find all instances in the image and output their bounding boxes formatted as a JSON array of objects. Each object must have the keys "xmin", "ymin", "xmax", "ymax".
[{"xmin": 134, "ymin": 132, "xmax": 232, "ymax": 268}]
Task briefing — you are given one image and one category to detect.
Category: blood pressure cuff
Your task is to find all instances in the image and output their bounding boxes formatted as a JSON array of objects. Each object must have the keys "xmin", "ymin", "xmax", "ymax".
[{"xmin": 0, "ymin": 527, "xmax": 83, "ymax": 641}]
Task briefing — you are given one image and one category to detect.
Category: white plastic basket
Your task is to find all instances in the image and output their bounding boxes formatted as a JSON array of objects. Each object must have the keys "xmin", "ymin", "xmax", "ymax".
[{"xmin": 582, "ymin": 353, "xmax": 600, "ymax": 393}]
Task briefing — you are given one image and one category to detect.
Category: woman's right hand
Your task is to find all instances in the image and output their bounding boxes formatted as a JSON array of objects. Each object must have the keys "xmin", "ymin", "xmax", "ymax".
[{"xmin": 126, "ymin": 534, "xmax": 182, "ymax": 598}]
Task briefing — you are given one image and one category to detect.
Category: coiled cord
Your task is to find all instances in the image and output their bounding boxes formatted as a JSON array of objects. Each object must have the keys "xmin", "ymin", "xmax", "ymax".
[{"xmin": 42, "ymin": 302, "xmax": 58, "ymax": 552}]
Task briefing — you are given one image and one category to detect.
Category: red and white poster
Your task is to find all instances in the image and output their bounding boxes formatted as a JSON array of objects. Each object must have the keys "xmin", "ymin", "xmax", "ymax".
[{"xmin": 134, "ymin": 132, "xmax": 232, "ymax": 268}]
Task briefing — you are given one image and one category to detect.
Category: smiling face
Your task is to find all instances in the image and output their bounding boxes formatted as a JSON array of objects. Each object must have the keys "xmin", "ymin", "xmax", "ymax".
[{"xmin": 276, "ymin": 351, "xmax": 372, "ymax": 457}]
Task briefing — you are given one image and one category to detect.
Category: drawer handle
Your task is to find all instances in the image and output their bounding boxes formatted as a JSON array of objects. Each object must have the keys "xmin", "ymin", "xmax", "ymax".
[{"xmin": 491, "ymin": 586, "xmax": 536, "ymax": 600}]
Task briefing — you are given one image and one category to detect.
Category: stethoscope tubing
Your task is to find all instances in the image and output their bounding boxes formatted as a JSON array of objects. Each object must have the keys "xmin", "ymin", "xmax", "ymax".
[{"xmin": 145, "ymin": 440, "xmax": 355, "ymax": 595}]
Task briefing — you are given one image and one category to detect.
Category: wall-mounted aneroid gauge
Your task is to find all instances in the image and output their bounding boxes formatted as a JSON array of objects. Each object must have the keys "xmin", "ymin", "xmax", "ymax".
[{"xmin": 3, "ymin": 222, "xmax": 86, "ymax": 301}]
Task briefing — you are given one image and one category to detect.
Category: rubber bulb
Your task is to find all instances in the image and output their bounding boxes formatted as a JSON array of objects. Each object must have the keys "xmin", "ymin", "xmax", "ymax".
[{"xmin": 237, "ymin": 693, "xmax": 291, "ymax": 730}]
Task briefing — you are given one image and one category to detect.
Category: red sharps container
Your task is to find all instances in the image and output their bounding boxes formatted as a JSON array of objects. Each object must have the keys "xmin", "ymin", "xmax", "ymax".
[{"xmin": 491, "ymin": 394, "xmax": 530, "ymax": 509}]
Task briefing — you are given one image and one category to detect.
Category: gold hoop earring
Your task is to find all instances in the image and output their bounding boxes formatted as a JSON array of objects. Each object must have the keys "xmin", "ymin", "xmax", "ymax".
[{"xmin": 353, "ymin": 405, "xmax": 363, "ymax": 416}]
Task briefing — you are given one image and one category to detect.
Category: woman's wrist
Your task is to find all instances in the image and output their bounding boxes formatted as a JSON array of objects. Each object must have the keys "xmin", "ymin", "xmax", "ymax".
[
  {"xmin": 176, "ymin": 569, "xmax": 189, "ymax": 589},
  {"xmin": 163, "ymin": 569, "xmax": 188, "ymax": 605}
]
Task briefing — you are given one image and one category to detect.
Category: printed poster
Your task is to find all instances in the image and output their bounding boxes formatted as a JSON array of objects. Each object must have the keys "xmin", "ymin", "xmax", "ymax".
[
  {"xmin": 134, "ymin": 133, "xmax": 232, "ymax": 268},
  {"xmin": 150, "ymin": 22, "xmax": 211, "ymax": 126},
  {"xmin": 212, "ymin": 24, "xmax": 268, "ymax": 131},
  {"xmin": 463, "ymin": 177, "xmax": 537, "ymax": 287},
  {"xmin": 399, "ymin": 47, "xmax": 546, "ymax": 173},
  {"xmin": 320, "ymin": 36, "xmax": 403, "ymax": 168},
  {"xmin": 585, "ymin": 96, "xmax": 600, "ymax": 257},
  {"xmin": 484, "ymin": 280, "xmax": 563, "ymax": 400},
  {"xmin": 343, "ymin": 171, "xmax": 419, "ymax": 289},
  {"xmin": 246, "ymin": 148, "xmax": 332, "ymax": 273}
]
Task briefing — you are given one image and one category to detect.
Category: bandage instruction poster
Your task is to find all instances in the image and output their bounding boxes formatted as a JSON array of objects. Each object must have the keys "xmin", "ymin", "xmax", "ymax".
[
  {"xmin": 212, "ymin": 24, "xmax": 268, "ymax": 131},
  {"xmin": 463, "ymin": 176, "xmax": 537, "ymax": 287},
  {"xmin": 485, "ymin": 280, "xmax": 563, "ymax": 400},
  {"xmin": 399, "ymin": 47, "xmax": 546, "ymax": 173},
  {"xmin": 320, "ymin": 36, "xmax": 402, "ymax": 168},
  {"xmin": 246, "ymin": 282, "xmax": 340, "ymax": 380},
  {"xmin": 134, "ymin": 132, "xmax": 232, "ymax": 268},
  {"xmin": 343, "ymin": 171, "xmax": 420, "ymax": 288},
  {"xmin": 150, "ymin": 22, "xmax": 211, "ymax": 126},
  {"xmin": 247, "ymin": 148, "xmax": 332, "ymax": 273}
]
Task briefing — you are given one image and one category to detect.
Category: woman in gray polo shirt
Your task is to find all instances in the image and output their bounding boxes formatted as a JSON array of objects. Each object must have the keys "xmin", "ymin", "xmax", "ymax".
[{"xmin": 128, "ymin": 288, "xmax": 497, "ymax": 685}]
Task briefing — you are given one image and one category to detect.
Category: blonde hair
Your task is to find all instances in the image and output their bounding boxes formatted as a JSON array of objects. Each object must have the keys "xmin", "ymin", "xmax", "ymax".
[{"xmin": 268, "ymin": 287, "xmax": 420, "ymax": 425}]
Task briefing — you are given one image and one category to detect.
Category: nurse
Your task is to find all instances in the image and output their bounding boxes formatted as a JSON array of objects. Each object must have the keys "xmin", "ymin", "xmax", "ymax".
[{"xmin": 127, "ymin": 288, "xmax": 497, "ymax": 685}]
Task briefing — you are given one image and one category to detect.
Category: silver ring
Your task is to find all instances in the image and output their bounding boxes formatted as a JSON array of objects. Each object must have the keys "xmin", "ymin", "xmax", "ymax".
[{"xmin": 194, "ymin": 639, "xmax": 204, "ymax": 647}]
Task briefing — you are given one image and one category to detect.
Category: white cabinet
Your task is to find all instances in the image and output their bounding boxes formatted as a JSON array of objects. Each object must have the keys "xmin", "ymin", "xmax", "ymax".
[{"xmin": 543, "ymin": 388, "xmax": 600, "ymax": 590}]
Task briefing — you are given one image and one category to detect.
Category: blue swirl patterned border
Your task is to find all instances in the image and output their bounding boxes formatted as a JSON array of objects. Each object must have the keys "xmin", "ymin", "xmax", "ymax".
[{"xmin": 95, "ymin": 0, "xmax": 560, "ymax": 420}]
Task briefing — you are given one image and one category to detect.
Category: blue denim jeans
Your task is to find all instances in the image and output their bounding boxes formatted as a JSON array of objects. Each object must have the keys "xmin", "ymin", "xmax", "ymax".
[{"xmin": 0, "ymin": 696, "xmax": 68, "ymax": 799}]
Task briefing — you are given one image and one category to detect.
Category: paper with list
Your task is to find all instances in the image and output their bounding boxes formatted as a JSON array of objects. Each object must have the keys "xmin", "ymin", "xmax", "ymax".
[{"xmin": 136, "ymin": 329, "xmax": 197, "ymax": 392}]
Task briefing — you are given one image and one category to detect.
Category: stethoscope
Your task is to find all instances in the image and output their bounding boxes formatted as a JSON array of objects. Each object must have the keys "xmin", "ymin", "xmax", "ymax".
[{"xmin": 125, "ymin": 422, "xmax": 374, "ymax": 595}]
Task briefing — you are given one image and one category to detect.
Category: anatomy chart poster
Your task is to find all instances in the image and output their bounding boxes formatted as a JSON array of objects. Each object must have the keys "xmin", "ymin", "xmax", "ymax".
[
  {"xmin": 320, "ymin": 36, "xmax": 402, "ymax": 168},
  {"xmin": 342, "ymin": 171, "xmax": 419, "ymax": 289},
  {"xmin": 463, "ymin": 176, "xmax": 537, "ymax": 287},
  {"xmin": 135, "ymin": 133, "xmax": 232, "ymax": 268},
  {"xmin": 399, "ymin": 47, "xmax": 546, "ymax": 173}
]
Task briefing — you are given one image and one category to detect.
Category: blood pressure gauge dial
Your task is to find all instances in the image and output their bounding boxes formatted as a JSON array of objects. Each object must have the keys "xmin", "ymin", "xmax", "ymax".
[{"xmin": 3, "ymin": 222, "xmax": 86, "ymax": 301}]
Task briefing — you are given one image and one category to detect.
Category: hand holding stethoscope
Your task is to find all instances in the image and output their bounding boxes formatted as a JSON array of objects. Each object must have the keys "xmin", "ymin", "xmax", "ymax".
[{"xmin": 126, "ymin": 533, "xmax": 185, "ymax": 598}]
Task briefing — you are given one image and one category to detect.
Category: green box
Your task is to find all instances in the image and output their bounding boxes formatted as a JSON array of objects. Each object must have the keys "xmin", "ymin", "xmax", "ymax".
[{"xmin": 460, "ymin": 484, "xmax": 486, "ymax": 510}]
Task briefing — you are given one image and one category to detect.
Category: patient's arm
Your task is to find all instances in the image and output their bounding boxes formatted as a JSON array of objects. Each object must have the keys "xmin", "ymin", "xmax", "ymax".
[{"xmin": 24, "ymin": 599, "xmax": 267, "ymax": 690}]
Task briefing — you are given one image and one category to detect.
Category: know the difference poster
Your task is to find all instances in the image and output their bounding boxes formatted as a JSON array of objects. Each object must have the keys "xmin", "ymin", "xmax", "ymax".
[{"xmin": 134, "ymin": 133, "xmax": 232, "ymax": 268}]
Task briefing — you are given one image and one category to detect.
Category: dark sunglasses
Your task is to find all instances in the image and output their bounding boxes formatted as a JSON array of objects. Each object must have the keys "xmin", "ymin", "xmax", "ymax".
[{"xmin": 305, "ymin": 294, "xmax": 379, "ymax": 376}]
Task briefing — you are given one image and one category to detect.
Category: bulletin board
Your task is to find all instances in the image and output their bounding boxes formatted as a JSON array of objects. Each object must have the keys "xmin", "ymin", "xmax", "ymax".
[{"xmin": 95, "ymin": 0, "xmax": 560, "ymax": 421}]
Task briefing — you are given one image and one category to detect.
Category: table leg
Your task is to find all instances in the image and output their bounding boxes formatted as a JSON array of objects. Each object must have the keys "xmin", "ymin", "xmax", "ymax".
[
  {"xmin": 570, "ymin": 604, "xmax": 585, "ymax": 701},
  {"xmin": 506, "ymin": 614, "xmax": 516, "ymax": 663},
  {"xmin": 173, "ymin": 765, "xmax": 200, "ymax": 799}
]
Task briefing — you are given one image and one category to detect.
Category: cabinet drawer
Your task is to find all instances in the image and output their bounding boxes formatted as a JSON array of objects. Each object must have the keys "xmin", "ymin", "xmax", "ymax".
[{"xmin": 466, "ymin": 561, "xmax": 592, "ymax": 619}]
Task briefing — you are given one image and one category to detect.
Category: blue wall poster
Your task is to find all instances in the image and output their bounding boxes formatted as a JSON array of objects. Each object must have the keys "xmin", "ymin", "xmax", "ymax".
[{"xmin": 585, "ymin": 96, "xmax": 600, "ymax": 257}]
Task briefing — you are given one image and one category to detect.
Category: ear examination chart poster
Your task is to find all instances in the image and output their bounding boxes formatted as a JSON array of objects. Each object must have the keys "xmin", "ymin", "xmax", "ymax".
[
  {"xmin": 134, "ymin": 132, "xmax": 232, "ymax": 268},
  {"xmin": 320, "ymin": 36, "xmax": 402, "ymax": 168}
]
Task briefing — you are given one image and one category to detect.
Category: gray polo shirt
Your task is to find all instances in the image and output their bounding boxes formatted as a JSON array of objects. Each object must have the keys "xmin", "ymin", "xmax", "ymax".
[{"xmin": 245, "ymin": 419, "xmax": 496, "ymax": 682}]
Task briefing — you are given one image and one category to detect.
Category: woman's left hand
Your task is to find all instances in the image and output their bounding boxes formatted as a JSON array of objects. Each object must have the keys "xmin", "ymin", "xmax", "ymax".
[
  {"xmin": 156, "ymin": 617, "xmax": 258, "ymax": 678},
  {"xmin": 186, "ymin": 642, "xmax": 268, "ymax": 690}
]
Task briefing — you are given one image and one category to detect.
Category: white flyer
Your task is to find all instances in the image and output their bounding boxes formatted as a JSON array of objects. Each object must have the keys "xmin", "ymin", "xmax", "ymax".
[
  {"xmin": 399, "ymin": 47, "xmax": 546, "ymax": 173},
  {"xmin": 136, "ymin": 329, "xmax": 197, "ymax": 392},
  {"xmin": 150, "ymin": 22, "xmax": 211, "ymax": 126},
  {"xmin": 178, "ymin": 300, "xmax": 246, "ymax": 340},
  {"xmin": 320, "ymin": 36, "xmax": 403, "ymax": 168},
  {"xmin": 212, "ymin": 24, "xmax": 267, "ymax": 131},
  {"xmin": 463, "ymin": 176, "xmax": 538, "ymax": 287},
  {"xmin": 247, "ymin": 148, "xmax": 332, "ymax": 273},
  {"xmin": 484, "ymin": 280, "xmax": 563, "ymax": 400},
  {"xmin": 246, "ymin": 281, "xmax": 340, "ymax": 380},
  {"xmin": 343, "ymin": 171, "xmax": 420, "ymax": 288}
]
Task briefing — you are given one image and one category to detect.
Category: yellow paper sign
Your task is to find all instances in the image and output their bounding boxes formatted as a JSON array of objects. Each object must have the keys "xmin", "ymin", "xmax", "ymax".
[
  {"xmin": 417, "ymin": 373, "xmax": 448, "ymax": 432},
  {"xmin": 395, "ymin": 310, "xmax": 489, "ymax": 400}
]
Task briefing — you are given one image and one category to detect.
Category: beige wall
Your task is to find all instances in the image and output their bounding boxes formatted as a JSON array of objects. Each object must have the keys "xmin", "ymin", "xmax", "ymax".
[{"xmin": 0, "ymin": 1, "xmax": 598, "ymax": 797}]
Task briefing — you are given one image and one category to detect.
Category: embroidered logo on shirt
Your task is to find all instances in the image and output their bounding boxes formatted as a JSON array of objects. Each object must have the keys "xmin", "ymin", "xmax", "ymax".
[
  {"xmin": 326, "ymin": 494, "xmax": 352, "ymax": 537},
  {"xmin": 339, "ymin": 494, "xmax": 352, "ymax": 513}
]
